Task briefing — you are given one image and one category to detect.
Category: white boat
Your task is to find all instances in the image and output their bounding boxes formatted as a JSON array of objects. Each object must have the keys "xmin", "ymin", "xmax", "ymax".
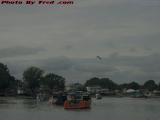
[{"xmin": 95, "ymin": 93, "xmax": 102, "ymax": 99}]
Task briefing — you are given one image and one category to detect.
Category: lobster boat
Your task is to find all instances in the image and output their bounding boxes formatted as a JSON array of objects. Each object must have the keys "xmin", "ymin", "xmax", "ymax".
[{"xmin": 64, "ymin": 92, "xmax": 91, "ymax": 109}]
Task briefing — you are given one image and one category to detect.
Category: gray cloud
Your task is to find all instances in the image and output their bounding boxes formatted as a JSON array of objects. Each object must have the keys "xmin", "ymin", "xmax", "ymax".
[
  {"xmin": 39, "ymin": 56, "xmax": 74, "ymax": 71},
  {"xmin": 0, "ymin": 46, "xmax": 44, "ymax": 58},
  {"xmin": 3, "ymin": 53, "xmax": 160, "ymax": 84},
  {"xmin": 74, "ymin": 63, "xmax": 117, "ymax": 73},
  {"xmin": 0, "ymin": 0, "xmax": 160, "ymax": 83}
]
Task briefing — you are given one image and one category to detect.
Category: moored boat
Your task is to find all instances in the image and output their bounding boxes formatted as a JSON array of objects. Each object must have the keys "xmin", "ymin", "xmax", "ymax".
[
  {"xmin": 64, "ymin": 92, "xmax": 91, "ymax": 109},
  {"xmin": 48, "ymin": 92, "xmax": 67, "ymax": 105},
  {"xmin": 95, "ymin": 93, "xmax": 102, "ymax": 100}
]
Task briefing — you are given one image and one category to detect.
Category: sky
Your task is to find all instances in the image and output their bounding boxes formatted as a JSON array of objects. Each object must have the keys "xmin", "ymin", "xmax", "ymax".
[{"xmin": 0, "ymin": 0, "xmax": 160, "ymax": 84}]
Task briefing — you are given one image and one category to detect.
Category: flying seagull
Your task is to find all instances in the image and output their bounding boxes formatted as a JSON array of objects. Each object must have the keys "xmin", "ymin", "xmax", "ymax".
[{"xmin": 96, "ymin": 56, "xmax": 102, "ymax": 60}]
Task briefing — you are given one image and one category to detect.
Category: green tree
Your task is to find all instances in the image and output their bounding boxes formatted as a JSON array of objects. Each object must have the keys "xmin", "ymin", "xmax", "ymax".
[
  {"xmin": 118, "ymin": 83, "xmax": 128, "ymax": 90},
  {"xmin": 127, "ymin": 82, "xmax": 140, "ymax": 90},
  {"xmin": 85, "ymin": 77, "xmax": 117, "ymax": 90},
  {"xmin": 85, "ymin": 77, "xmax": 99, "ymax": 87},
  {"xmin": 143, "ymin": 80, "xmax": 157, "ymax": 91},
  {"xmin": 23, "ymin": 66, "xmax": 44, "ymax": 96},
  {"xmin": 158, "ymin": 83, "xmax": 160, "ymax": 90},
  {"xmin": 70, "ymin": 83, "xmax": 85, "ymax": 91},
  {"xmin": 0, "ymin": 63, "xmax": 16, "ymax": 93},
  {"xmin": 42, "ymin": 73, "xmax": 65, "ymax": 91}
]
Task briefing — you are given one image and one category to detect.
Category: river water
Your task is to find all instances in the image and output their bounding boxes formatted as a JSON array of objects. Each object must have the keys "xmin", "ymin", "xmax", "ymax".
[{"xmin": 0, "ymin": 97, "xmax": 160, "ymax": 120}]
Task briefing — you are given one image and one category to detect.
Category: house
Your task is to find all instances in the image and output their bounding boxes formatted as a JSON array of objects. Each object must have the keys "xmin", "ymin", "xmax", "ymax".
[{"xmin": 86, "ymin": 86, "xmax": 102, "ymax": 94}]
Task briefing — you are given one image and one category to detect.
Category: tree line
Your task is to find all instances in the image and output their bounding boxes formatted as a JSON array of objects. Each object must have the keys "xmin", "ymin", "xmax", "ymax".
[
  {"xmin": 0, "ymin": 62, "xmax": 160, "ymax": 96},
  {"xmin": 85, "ymin": 77, "xmax": 160, "ymax": 91},
  {"xmin": 0, "ymin": 63, "xmax": 65, "ymax": 96}
]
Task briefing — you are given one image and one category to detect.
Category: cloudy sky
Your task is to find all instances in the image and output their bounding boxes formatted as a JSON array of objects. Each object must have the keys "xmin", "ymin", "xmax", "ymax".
[{"xmin": 0, "ymin": 0, "xmax": 160, "ymax": 84}]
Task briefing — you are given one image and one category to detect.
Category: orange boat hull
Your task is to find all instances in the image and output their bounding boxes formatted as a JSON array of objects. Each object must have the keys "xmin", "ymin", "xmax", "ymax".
[{"xmin": 64, "ymin": 100, "xmax": 91, "ymax": 109}]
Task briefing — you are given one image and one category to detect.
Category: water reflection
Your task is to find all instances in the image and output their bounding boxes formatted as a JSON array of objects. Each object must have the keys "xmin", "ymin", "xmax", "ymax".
[
  {"xmin": 22, "ymin": 98, "xmax": 38, "ymax": 109},
  {"xmin": 0, "ymin": 97, "xmax": 16, "ymax": 104},
  {"xmin": 0, "ymin": 97, "xmax": 160, "ymax": 120}
]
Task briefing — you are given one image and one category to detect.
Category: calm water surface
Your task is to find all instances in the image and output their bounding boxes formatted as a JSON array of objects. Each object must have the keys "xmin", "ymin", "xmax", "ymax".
[{"xmin": 0, "ymin": 97, "xmax": 160, "ymax": 120}]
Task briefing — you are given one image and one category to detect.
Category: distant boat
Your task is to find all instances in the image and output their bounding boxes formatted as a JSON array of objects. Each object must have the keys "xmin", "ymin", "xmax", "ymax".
[
  {"xmin": 36, "ymin": 93, "xmax": 49, "ymax": 102},
  {"xmin": 48, "ymin": 92, "xmax": 67, "ymax": 105},
  {"xmin": 64, "ymin": 92, "xmax": 91, "ymax": 109},
  {"xmin": 128, "ymin": 91, "xmax": 148, "ymax": 98},
  {"xmin": 95, "ymin": 93, "xmax": 102, "ymax": 100}
]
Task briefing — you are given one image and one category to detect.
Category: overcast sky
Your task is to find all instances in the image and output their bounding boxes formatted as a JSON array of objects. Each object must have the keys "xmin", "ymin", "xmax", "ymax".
[{"xmin": 0, "ymin": 0, "xmax": 160, "ymax": 84}]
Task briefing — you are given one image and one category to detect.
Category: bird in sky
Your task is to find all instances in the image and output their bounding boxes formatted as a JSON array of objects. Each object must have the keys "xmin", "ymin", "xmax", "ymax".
[{"xmin": 96, "ymin": 56, "xmax": 102, "ymax": 60}]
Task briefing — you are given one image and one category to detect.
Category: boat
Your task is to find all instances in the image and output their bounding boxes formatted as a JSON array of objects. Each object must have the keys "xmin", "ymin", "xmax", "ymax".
[
  {"xmin": 36, "ymin": 93, "xmax": 49, "ymax": 102},
  {"xmin": 64, "ymin": 92, "xmax": 91, "ymax": 109},
  {"xmin": 95, "ymin": 93, "xmax": 102, "ymax": 99},
  {"xmin": 48, "ymin": 92, "xmax": 67, "ymax": 105}
]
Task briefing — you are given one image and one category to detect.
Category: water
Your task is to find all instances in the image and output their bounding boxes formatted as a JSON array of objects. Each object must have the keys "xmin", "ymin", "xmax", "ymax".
[{"xmin": 0, "ymin": 97, "xmax": 160, "ymax": 120}]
